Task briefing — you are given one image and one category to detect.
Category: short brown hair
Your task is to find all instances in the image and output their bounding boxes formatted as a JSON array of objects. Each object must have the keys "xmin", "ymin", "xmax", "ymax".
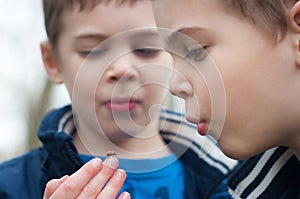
[
  {"xmin": 43, "ymin": 0, "xmax": 139, "ymax": 49},
  {"xmin": 221, "ymin": 0, "xmax": 298, "ymax": 41}
]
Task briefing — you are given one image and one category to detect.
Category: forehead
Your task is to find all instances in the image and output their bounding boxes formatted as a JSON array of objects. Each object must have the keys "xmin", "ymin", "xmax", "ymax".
[
  {"xmin": 153, "ymin": 0, "xmax": 223, "ymax": 29},
  {"xmin": 60, "ymin": 1, "xmax": 156, "ymax": 36}
]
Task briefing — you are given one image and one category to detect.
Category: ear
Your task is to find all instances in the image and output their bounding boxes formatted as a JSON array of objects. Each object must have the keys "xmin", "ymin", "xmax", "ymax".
[
  {"xmin": 288, "ymin": 1, "xmax": 300, "ymax": 67},
  {"xmin": 40, "ymin": 41, "xmax": 64, "ymax": 84}
]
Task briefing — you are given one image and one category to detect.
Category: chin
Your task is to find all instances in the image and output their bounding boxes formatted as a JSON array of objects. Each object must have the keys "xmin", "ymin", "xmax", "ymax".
[
  {"xmin": 223, "ymin": 150, "xmax": 253, "ymax": 160},
  {"xmin": 217, "ymin": 138, "xmax": 261, "ymax": 160}
]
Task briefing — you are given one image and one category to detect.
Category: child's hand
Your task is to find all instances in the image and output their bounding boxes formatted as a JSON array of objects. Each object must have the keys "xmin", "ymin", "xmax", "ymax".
[{"xmin": 43, "ymin": 157, "xmax": 130, "ymax": 199}]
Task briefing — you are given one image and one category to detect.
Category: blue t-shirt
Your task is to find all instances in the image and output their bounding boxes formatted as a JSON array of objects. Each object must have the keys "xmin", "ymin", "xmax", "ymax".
[{"xmin": 80, "ymin": 153, "xmax": 185, "ymax": 199}]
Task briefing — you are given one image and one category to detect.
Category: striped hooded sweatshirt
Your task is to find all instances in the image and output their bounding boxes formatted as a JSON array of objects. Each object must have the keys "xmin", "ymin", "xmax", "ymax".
[{"xmin": 228, "ymin": 147, "xmax": 300, "ymax": 199}]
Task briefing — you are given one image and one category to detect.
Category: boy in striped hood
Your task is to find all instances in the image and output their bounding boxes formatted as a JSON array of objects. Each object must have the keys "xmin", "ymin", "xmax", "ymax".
[{"xmin": 153, "ymin": 0, "xmax": 300, "ymax": 198}]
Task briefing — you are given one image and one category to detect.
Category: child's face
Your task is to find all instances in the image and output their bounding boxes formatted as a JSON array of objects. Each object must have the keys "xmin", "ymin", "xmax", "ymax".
[
  {"xmin": 43, "ymin": 2, "xmax": 173, "ymax": 141},
  {"xmin": 153, "ymin": 0, "xmax": 300, "ymax": 159}
]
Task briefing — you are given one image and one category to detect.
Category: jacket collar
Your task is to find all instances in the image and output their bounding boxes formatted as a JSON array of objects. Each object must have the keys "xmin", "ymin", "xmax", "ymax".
[
  {"xmin": 228, "ymin": 147, "xmax": 300, "ymax": 198},
  {"xmin": 38, "ymin": 105, "xmax": 238, "ymax": 179}
]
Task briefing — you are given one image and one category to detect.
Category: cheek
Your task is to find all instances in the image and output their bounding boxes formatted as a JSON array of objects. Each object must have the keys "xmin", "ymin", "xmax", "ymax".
[
  {"xmin": 219, "ymin": 80, "xmax": 284, "ymax": 158},
  {"xmin": 60, "ymin": 58, "xmax": 100, "ymax": 98},
  {"xmin": 191, "ymin": 65, "xmax": 222, "ymax": 116},
  {"xmin": 222, "ymin": 77, "xmax": 258, "ymax": 134},
  {"xmin": 60, "ymin": 71, "xmax": 77, "ymax": 99},
  {"xmin": 193, "ymin": 81, "xmax": 210, "ymax": 112},
  {"xmin": 71, "ymin": 71, "xmax": 103, "ymax": 116},
  {"xmin": 139, "ymin": 68, "xmax": 172, "ymax": 102},
  {"xmin": 145, "ymin": 85, "xmax": 168, "ymax": 105}
]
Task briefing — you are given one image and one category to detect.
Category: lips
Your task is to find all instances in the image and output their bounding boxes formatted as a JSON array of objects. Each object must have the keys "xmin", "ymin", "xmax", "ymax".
[
  {"xmin": 105, "ymin": 99, "xmax": 138, "ymax": 112},
  {"xmin": 186, "ymin": 116, "xmax": 209, "ymax": 136},
  {"xmin": 197, "ymin": 122, "xmax": 208, "ymax": 136}
]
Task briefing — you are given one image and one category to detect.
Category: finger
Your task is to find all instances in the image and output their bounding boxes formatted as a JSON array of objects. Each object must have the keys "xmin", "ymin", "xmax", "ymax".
[
  {"xmin": 50, "ymin": 158, "xmax": 102, "ymax": 198},
  {"xmin": 118, "ymin": 191, "xmax": 131, "ymax": 199},
  {"xmin": 97, "ymin": 169, "xmax": 127, "ymax": 199},
  {"xmin": 77, "ymin": 156, "xmax": 119, "ymax": 199},
  {"xmin": 43, "ymin": 175, "xmax": 69, "ymax": 199}
]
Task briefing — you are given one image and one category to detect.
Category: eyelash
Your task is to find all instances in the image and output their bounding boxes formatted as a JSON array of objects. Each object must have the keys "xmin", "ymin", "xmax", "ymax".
[
  {"xmin": 79, "ymin": 48, "xmax": 107, "ymax": 58},
  {"xmin": 185, "ymin": 46, "xmax": 207, "ymax": 62},
  {"xmin": 133, "ymin": 48, "xmax": 161, "ymax": 58}
]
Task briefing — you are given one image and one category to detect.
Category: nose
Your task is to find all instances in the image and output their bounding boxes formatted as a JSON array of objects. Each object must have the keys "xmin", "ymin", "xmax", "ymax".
[
  {"xmin": 169, "ymin": 69, "xmax": 193, "ymax": 100},
  {"xmin": 105, "ymin": 55, "xmax": 138, "ymax": 83}
]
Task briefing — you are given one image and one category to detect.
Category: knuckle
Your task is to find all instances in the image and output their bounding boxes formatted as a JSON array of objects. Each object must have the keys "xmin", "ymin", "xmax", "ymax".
[
  {"xmin": 62, "ymin": 180, "xmax": 76, "ymax": 193},
  {"xmin": 82, "ymin": 184, "xmax": 98, "ymax": 196},
  {"xmin": 101, "ymin": 166, "xmax": 114, "ymax": 177}
]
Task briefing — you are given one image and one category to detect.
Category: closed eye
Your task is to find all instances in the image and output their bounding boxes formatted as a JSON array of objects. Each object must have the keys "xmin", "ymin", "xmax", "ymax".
[
  {"xmin": 79, "ymin": 48, "xmax": 107, "ymax": 58},
  {"xmin": 133, "ymin": 48, "xmax": 162, "ymax": 58}
]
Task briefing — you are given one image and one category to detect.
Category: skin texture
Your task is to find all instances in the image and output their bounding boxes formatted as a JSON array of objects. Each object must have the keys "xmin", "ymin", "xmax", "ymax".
[
  {"xmin": 153, "ymin": 0, "xmax": 300, "ymax": 160},
  {"xmin": 41, "ymin": 1, "xmax": 173, "ymax": 198}
]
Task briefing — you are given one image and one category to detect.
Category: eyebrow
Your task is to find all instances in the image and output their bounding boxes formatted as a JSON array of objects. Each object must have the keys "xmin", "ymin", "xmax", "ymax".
[
  {"xmin": 74, "ymin": 32, "xmax": 110, "ymax": 43},
  {"xmin": 168, "ymin": 26, "xmax": 206, "ymax": 42},
  {"xmin": 74, "ymin": 29, "xmax": 160, "ymax": 41}
]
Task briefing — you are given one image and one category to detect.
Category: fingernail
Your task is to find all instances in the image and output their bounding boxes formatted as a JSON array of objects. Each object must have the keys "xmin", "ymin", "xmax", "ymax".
[
  {"xmin": 120, "ymin": 191, "xmax": 131, "ymax": 199},
  {"xmin": 91, "ymin": 158, "xmax": 102, "ymax": 168},
  {"xmin": 115, "ymin": 169, "xmax": 126, "ymax": 179},
  {"xmin": 103, "ymin": 156, "xmax": 118, "ymax": 168}
]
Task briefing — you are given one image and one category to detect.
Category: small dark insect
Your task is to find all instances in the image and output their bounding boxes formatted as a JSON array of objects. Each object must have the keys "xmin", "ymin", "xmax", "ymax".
[{"xmin": 106, "ymin": 150, "xmax": 117, "ymax": 158}]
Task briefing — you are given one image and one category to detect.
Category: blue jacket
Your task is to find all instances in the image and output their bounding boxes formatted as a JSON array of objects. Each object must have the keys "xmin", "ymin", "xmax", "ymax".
[
  {"xmin": 228, "ymin": 147, "xmax": 300, "ymax": 199},
  {"xmin": 0, "ymin": 105, "xmax": 238, "ymax": 199}
]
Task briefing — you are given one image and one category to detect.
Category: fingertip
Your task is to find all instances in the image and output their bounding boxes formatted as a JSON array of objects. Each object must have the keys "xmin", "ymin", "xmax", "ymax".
[
  {"xmin": 90, "ymin": 157, "xmax": 102, "ymax": 169},
  {"xmin": 61, "ymin": 175, "xmax": 69, "ymax": 181},
  {"xmin": 44, "ymin": 175, "xmax": 69, "ymax": 198},
  {"xmin": 103, "ymin": 156, "xmax": 119, "ymax": 169},
  {"xmin": 115, "ymin": 169, "xmax": 126, "ymax": 179},
  {"xmin": 47, "ymin": 175, "xmax": 68, "ymax": 188},
  {"xmin": 119, "ymin": 191, "xmax": 131, "ymax": 199}
]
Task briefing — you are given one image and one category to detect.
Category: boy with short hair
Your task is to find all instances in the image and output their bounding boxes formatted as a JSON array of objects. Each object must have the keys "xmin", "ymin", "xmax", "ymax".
[
  {"xmin": 0, "ymin": 0, "xmax": 237, "ymax": 198},
  {"xmin": 153, "ymin": 0, "xmax": 300, "ymax": 198}
]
